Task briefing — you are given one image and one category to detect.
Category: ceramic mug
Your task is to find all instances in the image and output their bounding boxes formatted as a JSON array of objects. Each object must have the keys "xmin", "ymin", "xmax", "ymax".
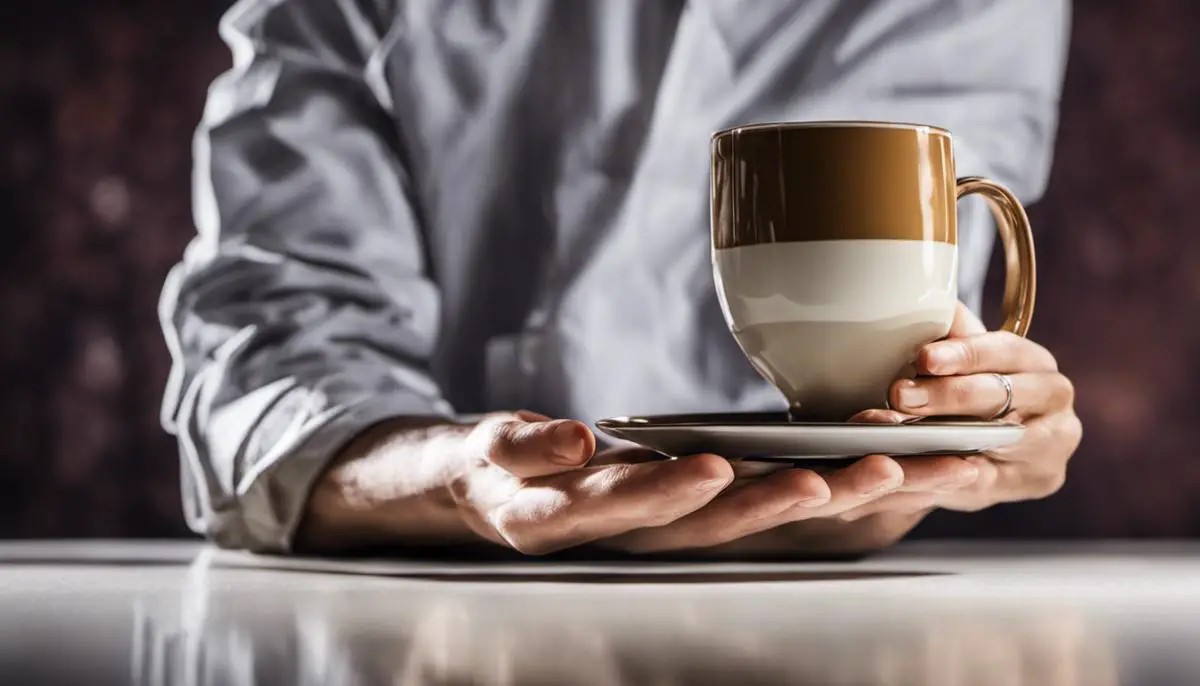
[{"xmin": 711, "ymin": 121, "xmax": 1035, "ymax": 420}]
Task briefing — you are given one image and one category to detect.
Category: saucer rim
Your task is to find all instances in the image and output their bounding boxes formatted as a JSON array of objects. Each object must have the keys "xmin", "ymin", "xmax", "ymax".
[{"xmin": 595, "ymin": 413, "xmax": 1022, "ymax": 432}]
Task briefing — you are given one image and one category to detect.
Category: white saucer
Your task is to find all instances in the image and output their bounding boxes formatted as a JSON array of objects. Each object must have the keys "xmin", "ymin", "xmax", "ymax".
[{"xmin": 594, "ymin": 412, "xmax": 1023, "ymax": 463}]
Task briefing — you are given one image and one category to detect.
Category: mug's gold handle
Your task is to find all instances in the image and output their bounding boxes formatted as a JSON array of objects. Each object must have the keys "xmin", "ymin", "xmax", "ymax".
[{"xmin": 956, "ymin": 177, "xmax": 1037, "ymax": 336}]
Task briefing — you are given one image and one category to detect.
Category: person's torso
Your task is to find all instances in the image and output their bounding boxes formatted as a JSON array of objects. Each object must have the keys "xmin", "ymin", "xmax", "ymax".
[{"xmin": 373, "ymin": 0, "xmax": 877, "ymax": 421}]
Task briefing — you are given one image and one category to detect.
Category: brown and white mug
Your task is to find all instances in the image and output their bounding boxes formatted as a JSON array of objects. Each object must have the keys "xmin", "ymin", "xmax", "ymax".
[{"xmin": 711, "ymin": 121, "xmax": 1036, "ymax": 421}]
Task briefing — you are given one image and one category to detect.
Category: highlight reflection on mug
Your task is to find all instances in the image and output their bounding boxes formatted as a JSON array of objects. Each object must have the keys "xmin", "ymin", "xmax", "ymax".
[{"xmin": 131, "ymin": 567, "xmax": 1120, "ymax": 686}]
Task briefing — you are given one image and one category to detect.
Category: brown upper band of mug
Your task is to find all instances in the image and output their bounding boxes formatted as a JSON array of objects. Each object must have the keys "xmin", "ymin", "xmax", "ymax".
[{"xmin": 712, "ymin": 122, "xmax": 958, "ymax": 249}]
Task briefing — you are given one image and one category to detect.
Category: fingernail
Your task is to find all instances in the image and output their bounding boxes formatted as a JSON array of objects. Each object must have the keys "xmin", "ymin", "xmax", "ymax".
[
  {"xmin": 548, "ymin": 421, "xmax": 586, "ymax": 465},
  {"xmin": 897, "ymin": 381, "xmax": 929, "ymax": 409}
]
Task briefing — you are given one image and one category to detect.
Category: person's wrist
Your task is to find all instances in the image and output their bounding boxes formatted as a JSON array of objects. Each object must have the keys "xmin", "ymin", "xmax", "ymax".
[{"xmin": 296, "ymin": 417, "xmax": 481, "ymax": 552}]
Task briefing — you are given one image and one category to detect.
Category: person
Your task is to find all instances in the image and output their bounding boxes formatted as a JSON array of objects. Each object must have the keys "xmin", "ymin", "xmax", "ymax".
[{"xmin": 159, "ymin": 0, "xmax": 1079, "ymax": 556}]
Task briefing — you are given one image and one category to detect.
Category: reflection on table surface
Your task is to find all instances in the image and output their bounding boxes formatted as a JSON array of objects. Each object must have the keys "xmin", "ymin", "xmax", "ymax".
[{"xmin": 0, "ymin": 542, "xmax": 1199, "ymax": 685}]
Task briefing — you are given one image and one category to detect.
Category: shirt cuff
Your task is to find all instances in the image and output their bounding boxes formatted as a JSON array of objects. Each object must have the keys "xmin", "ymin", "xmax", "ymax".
[{"xmin": 230, "ymin": 391, "xmax": 453, "ymax": 553}]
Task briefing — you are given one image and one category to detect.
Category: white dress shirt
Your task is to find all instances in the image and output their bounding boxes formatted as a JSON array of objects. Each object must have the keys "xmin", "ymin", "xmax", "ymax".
[{"xmin": 160, "ymin": 0, "xmax": 1069, "ymax": 551}]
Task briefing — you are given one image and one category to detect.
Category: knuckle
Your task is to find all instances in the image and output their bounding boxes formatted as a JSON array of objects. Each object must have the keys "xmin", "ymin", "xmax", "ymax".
[
  {"xmin": 958, "ymin": 340, "xmax": 982, "ymax": 370},
  {"xmin": 490, "ymin": 498, "xmax": 570, "ymax": 555},
  {"xmin": 780, "ymin": 468, "xmax": 823, "ymax": 495},
  {"xmin": 490, "ymin": 508, "xmax": 541, "ymax": 554},
  {"xmin": 599, "ymin": 463, "xmax": 641, "ymax": 496},
  {"xmin": 1000, "ymin": 332, "xmax": 1057, "ymax": 372},
  {"xmin": 995, "ymin": 331, "xmax": 1025, "ymax": 350},
  {"xmin": 483, "ymin": 440, "xmax": 515, "ymax": 467},
  {"xmin": 687, "ymin": 453, "xmax": 736, "ymax": 483},
  {"xmin": 992, "ymin": 331, "xmax": 1031, "ymax": 369},
  {"xmin": 946, "ymin": 377, "xmax": 975, "ymax": 407},
  {"xmin": 946, "ymin": 465, "xmax": 998, "ymax": 511},
  {"xmin": 476, "ymin": 420, "xmax": 518, "ymax": 464},
  {"xmin": 1068, "ymin": 414, "xmax": 1084, "ymax": 448},
  {"xmin": 1059, "ymin": 413, "xmax": 1084, "ymax": 450},
  {"xmin": 1031, "ymin": 341, "xmax": 1061, "ymax": 372},
  {"xmin": 1044, "ymin": 413, "xmax": 1084, "ymax": 453},
  {"xmin": 1056, "ymin": 375, "xmax": 1077, "ymax": 408},
  {"xmin": 1027, "ymin": 418, "xmax": 1057, "ymax": 445},
  {"xmin": 995, "ymin": 330, "xmax": 1025, "ymax": 351},
  {"xmin": 658, "ymin": 459, "xmax": 731, "ymax": 501},
  {"xmin": 855, "ymin": 454, "xmax": 902, "ymax": 485},
  {"xmin": 950, "ymin": 475, "xmax": 985, "ymax": 501},
  {"xmin": 1028, "ymin": 469, "xmax": 1067, "ymax": 499},
  {"xmin": 597, "ymin": 464, "xmax": 683, "ymax": 520},
  {"xmin": 961, "ymin": 471, "xmax": 995, "ymax": 499}
]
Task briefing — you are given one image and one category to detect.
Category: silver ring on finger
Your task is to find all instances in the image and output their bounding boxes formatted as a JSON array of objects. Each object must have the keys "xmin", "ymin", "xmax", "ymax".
[{"xmin": 989, "ymin": 373, "xmax": 1014, "ymax": 420}]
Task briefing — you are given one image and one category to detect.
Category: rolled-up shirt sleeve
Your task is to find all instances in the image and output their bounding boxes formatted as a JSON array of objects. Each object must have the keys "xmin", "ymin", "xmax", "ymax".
[{"xmin": 159, "ymin": 0, "xmax": 451, "ymax": 552}]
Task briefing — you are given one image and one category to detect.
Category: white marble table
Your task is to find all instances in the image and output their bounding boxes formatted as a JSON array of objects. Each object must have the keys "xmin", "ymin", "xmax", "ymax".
[{"xmin": 1, "ymin": 541, "xmax": 1198, "ymax": 685}]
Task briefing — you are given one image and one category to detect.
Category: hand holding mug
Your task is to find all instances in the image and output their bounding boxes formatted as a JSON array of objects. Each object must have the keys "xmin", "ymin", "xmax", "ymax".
[
  {"xmin": 848, "ymin": 302, "xmax": 1081, "ymax": 516},
  {"xmin": 602, "ymin": 299, "xmax": 1080, "ymax": 557},
  {"xmin": 664, "ymin": 300, "xmax": 1081, "ymax": 557}
]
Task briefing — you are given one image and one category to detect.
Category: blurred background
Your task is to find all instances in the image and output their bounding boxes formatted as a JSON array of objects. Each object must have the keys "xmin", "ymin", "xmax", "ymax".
[{"xmin": 0, "ymin": 0, "xmax": 1196, "ymax": 541}]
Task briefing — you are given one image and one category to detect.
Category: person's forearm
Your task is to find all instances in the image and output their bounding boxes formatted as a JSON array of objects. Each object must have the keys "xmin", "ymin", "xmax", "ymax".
[{"xmin": 296, "ymin": 418, "xmax": 480, "ymax": 553}]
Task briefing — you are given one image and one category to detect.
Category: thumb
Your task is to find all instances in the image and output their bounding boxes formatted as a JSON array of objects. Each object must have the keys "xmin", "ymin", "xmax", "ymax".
[{"xmin": 471, "ymin": 412, "xmax": 596, "ymax": 478}]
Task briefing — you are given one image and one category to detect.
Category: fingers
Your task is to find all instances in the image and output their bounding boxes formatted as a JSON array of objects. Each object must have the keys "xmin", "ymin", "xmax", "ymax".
[
  {"xmin": 911, "ymin": 406, "xmax": 1079, "ymax": 512},
  {"xmin": 608, "ymin": 455, "xmax": 909, "ymax": 553},
  {"xmin": 917, "ymin": 331, "xmax": 1058, "ymax": 376},
  {"xmin": 890, "ymin": 372, "xmax": 1075, "ymax": 420},
  {"xmin": 814, "ymin": 454, "xmax": 905, "ymax": 503},
  {"xmin": 890, "ymin": 455, "xmax": 981, "ymax": 490},
  {"xmin": 835, "ymin": 491, "xmax": 940, "ymax": 521},
  {"xmin": 488, "ymin": 454, "xmax": 735, "ymax": 554},
  {"xmin": 933, "ymin": 413, "xmax": 1079, "ymax": 511},
  {"xmin": 470, "ymin": 414, "xmax": 597, "ymax": 478},
  {"xmin": 604, "ymin": 467, "xmax": 831, "ymax": 552},
  {"xmin": 930, "ymin": 455, "xmax": 1005, "ymax": 512},
  {"xmin": 836, "ymin": 455, "xmax": 980, "ymax": 521},
  {"xmin": 606, "ymin": 453, "xmax": 989, "ymax": 552}
]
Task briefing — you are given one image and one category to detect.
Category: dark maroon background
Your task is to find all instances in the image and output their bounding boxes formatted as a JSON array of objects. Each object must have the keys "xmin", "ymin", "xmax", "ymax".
[{"xmin": 1, "ymin": 1, "xmax": 1197, "ymax": 540}]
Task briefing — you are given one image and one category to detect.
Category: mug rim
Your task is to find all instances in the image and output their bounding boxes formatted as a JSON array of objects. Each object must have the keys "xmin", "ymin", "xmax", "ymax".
[{"xmin": 712, "ymin": 120, "xmax": 952, "ymax": 140}]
